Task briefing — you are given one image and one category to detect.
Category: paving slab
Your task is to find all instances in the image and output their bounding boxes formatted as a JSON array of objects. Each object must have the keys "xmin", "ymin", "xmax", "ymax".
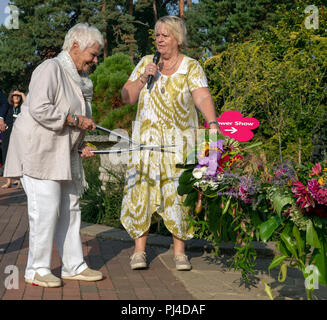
[{"xmin": 1, "ymin": 176, "xmax": 327, "ymax": 300}]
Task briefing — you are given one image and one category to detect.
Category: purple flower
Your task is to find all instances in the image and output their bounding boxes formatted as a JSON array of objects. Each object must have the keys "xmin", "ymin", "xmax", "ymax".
[
  {"xmin": 210, "ymin": 139, "xmax": 224, "ymax": 151},
  {"xmin": 271, "ymin": 161, "xmax": 297, "ymax": 186},
  {"xmin": 239, "ymin": 175, "xmax": 257, "ymax": 195},
  {"xmin": 207, "ymin": 150, "xmax": 219, "ymax": 176},
  {"xmin": 197, "ymin": 142, "xmax": 224, "ymax": 177},
  {"xmin": 197, "ymin": 151, "xmax": 209, "ymax": 166}
]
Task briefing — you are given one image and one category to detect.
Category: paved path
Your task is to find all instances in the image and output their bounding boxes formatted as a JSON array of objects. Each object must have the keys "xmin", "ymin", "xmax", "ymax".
[
  {"xmin": 0, "ymin": 177, "xmax": 193, "ymax": 300},
  {"xmin": 1, "ymin": 176, "xmax": 327, "ymax": 300}
]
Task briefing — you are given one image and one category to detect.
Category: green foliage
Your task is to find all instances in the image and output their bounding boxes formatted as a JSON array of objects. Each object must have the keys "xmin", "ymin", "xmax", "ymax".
[
  {"xmin": 202, "ymin": 5, "xmax": 327, "ymax": 164},
  {"xmin": 99, "ymin": 104, "xmax": 137, "ymax": 135},
  {"xmin": 90, "ymin": 53, "xmax": 137, "ymax": 130},
  {"xmin": 184, "ymin": 0, "xmax": 298, "ymax": 59},
  {"xmin": 0, "ymin": 0, "xmax": 172, "ymax": 92},
  {"xmin": 81, "ymin": 156, "xmax": 124, "ymax": 228},
  {"xmin": 0, "ymin": 0, "xmax": 104, "ymax": 92}
]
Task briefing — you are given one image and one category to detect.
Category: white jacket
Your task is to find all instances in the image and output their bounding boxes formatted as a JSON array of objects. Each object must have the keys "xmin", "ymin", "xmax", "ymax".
[{"xmin": 4, "ymin": 58, "xmax": 90, "ymax": 181}]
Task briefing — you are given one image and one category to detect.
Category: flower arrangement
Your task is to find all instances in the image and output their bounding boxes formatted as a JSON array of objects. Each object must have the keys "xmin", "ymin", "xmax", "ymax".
[
  {"xmin": 178, "ymin": 133, "xmax": 263, "ymax": 281},
  {"xmin": 178, "ymin": 133, "xmax": 327, "ymax": 299}
]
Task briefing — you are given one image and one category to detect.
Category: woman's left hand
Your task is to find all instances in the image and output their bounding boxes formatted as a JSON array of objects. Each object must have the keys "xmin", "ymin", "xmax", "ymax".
[{"xmin": 80, "ymin": 145, "xmax": 96, "ymax": 158}]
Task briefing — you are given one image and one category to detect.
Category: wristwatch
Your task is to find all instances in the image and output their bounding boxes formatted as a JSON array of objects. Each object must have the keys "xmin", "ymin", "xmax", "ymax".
[
  {"xmin": 208, "ymin": 121, "xmax": 218, "ymax": 127},
  {"xmin": 69, "ymin": 114, "xmax": 79, "ymax": 127}
]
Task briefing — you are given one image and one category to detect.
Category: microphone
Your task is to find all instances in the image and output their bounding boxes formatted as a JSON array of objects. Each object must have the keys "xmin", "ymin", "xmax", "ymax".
[{"xmin": 147, "ymin": 51, "xmax": 161, "ymax": 90}]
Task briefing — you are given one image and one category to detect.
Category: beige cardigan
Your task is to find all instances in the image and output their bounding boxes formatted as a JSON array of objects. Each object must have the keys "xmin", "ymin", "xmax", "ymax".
[{"xmin": 4, "ymin": 58, "xmax": 89, "ymax": 181}]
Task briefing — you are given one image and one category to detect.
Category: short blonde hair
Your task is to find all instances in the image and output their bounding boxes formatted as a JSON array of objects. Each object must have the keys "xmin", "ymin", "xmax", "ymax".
[
  {"xmin": 155, "ymin": 16, "xmax": 187, "ymax": 51},
  {"xmin": 62, "ymin": 23, "xmax": 104, "ymax": 52}
]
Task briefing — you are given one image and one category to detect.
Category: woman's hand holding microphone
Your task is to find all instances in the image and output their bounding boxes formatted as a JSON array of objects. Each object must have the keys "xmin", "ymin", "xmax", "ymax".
[{"xmin": 138, "ymin": 63, "xmax": 159, "ymax": 86}]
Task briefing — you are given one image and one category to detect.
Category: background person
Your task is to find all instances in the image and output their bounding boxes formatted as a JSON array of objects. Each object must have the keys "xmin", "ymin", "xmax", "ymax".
[
  {"xmin": 1, "ymin": 89, "xmax": 25, "ymax": 188},
  {"xmin": 4, "ymin": 23, "xmax": 104, "ymax": 288},
  {"xmin": 0, "ymin": 90, "xmax": 10, "ymax": 176},
  {"xmin": 121, "ymin": 15, "xmax": 220, "ymax": 271}
]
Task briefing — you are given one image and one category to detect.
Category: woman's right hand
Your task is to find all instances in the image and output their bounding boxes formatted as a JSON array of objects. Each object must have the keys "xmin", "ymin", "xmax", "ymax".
[
  {"xmin": 77, "ymin": 115, "xmax": 96, "ymax": 131},
  {"xmin": 142, "ymin": 62, "xmax": 159, "ymax": 83},
  {"xmin": 66, "ymin": 114, "xmax": 96, "ymax": 131}
]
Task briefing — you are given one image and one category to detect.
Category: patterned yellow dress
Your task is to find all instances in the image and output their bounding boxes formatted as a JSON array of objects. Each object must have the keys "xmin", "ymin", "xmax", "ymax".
[{"xmin": 120, "ymin": 54, "xmax": 208, "ymax": 240}]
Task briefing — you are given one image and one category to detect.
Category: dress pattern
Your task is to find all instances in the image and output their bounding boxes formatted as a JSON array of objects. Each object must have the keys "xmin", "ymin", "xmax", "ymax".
[{"xmin": 120, "ymin": 54, "xmax": 208, "ymax": 240}]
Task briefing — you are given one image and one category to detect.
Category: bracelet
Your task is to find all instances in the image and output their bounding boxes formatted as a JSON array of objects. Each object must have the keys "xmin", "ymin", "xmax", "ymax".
[
  {"xmin": 208, "ymin": 121, "xmax": 218, "ymax": 127},
  {"xmin": 68, "ymin": 114, "xmax": 79, "ymax": 127}
]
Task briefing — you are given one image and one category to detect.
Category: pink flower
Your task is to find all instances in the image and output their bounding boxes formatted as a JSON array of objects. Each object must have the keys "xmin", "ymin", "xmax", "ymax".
[
  {"xmin": 309, "ymin": 163, "xmax": 321, "ymax": 176},
  {"xmin": 291, "ymin": 181, "xmax": 315, "ymax": 211},
  {"xmin": 238, "ymin": 186, "xmax": 253, "ymax": 203},
  {"xmin": 308, "ymin": 179, "xmax": 327, "ymax": 206}
]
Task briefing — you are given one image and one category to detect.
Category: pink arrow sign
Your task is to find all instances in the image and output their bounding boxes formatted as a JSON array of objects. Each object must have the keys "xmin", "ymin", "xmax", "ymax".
[{"xmin": 205, "ymin": 111, "xmax": 260, "ymax": 142}]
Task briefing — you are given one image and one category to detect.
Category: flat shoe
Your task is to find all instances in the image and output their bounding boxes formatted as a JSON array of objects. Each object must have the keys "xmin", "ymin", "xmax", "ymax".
[
  {"xmin": 61, "ymin": 268, "xmax": 103, "ymax": 281},
  {"xmin": 25, "ymin": 272, "xmax": 62, "ymax": 288},
  {"xmin": 174, "ymin": 253, "xmax": 192, "ymax": 271},
  {"xmin": 130, "ymin": 251, "xmax": 147, "ymax": 270}
]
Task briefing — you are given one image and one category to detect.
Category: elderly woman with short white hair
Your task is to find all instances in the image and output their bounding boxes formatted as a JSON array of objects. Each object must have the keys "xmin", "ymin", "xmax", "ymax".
[
  {"xmin": 121, "ymin": 15, "xmax": 220, "ymax": 271},
  {"xmin": 4, "ymin": 23, "xmax": 104, "ymax": 288}
]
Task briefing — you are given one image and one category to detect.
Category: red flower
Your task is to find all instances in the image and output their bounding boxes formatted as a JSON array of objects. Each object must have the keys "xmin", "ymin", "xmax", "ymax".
[
  {"xmin": 291, "ymin": 181, "xmax": 315, "ymax": 211},
  {"xmin": 218, "ymin": 155, "xmax": 229, "ymax": 167},
  {"xmin": 232, "ymin": 154, "xmax": 243, "ymax": 161}
]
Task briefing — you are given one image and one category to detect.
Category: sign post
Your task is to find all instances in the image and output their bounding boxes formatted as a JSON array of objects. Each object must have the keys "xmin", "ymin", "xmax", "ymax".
[{"xmin": 206, "ymin": 111, "xmax": 260, "ymax": 142}]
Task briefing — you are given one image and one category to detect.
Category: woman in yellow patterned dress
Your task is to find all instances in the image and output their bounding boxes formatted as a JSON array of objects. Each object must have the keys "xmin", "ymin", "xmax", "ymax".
[{"xmin": 121, "ymin": 16, "xmax": 220, "ymax": 271}]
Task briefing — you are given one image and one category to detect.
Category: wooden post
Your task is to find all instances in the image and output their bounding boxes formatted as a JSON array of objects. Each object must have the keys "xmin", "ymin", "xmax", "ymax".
[
  {"xmin": 102, "ymin": 0, "xmax": 108, "ymax": 58},
  {"xmin": 179, "ymin": 0, "xmax": 185, "ymax": 19}
]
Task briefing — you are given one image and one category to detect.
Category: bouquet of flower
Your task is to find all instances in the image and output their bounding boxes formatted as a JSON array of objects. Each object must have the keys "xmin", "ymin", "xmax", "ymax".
[
  {"xmin": 181, "ymin": 136, "xmax": 260, "ymax": 211},
  {"xmin": 178, "ymin": 133, "xmax": 327, "ymax": 299},
  {"xmin": 178, "ymin": 134, "xmax": 263, "ymax": 280}
]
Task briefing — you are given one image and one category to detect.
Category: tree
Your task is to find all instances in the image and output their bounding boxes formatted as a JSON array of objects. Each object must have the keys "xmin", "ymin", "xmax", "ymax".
[
  {"xmin": 0, "ymin": 0, "xmax": 177, "ymax": 92},
  {"xmin": 90, "ymin": 53, "xmax": 137, "ymax": 132},
  {"xmin": 202, "ymin": 2, "xmax": 327, "ymax": 164},
  {"xmin": 184, "ymin": 0, "xmax": 298, "ymax": 59},
  {"xmin": 0, "ymin": 0, "xmax": 104, "ymax": 93}
]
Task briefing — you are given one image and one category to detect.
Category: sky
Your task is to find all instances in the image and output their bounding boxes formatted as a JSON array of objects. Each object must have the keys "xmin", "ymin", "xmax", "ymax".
[
  {"xmin": 0, "ymin": 0, "xmax": 199, "ymax": 27},
  {"xmin": 0, "ymin": 0, "xmax": 10, "ymax": 27}
]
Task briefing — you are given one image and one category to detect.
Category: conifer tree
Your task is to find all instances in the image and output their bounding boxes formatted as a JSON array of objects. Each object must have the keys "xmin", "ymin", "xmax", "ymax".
[{"xmin": 184, "ymin": 0, "xmax": 297, "ymax": 59}]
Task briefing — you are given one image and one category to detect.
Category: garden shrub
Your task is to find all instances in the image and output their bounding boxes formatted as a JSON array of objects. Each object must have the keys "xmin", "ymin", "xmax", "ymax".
[
  {"xmin": 90, "ymin": 53, "xmax": 137, "ymax": 131},
  {"xmin": 203, "ymin": 21, "xmax": 327, "ymax": 166}
]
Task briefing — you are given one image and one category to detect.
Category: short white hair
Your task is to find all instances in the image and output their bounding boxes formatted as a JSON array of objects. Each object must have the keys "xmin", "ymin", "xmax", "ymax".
[
  {"xmin": 155, "ymin": 16, "xmax": 187, "ymax": 51},
  {"xmin": 62, "ymin": 23, "xmax": 104, "ymax": 52}
]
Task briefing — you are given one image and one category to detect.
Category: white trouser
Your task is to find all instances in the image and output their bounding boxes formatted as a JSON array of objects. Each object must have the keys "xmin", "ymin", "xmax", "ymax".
[{"xmin": 22, "ymin": 175, "xmax": 88, "ymax": 280}]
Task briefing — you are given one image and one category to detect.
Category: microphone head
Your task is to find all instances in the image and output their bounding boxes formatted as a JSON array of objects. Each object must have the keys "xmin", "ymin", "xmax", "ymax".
[{"xmin": 153, "ymin": 51, "xmax": 161, "ymax": 64}]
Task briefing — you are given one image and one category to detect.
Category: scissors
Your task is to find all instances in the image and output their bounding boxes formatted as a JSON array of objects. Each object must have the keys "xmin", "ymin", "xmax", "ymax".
[{"xmin": 78, "ymin": 125, "xmax": 176, "ymax": 154}]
